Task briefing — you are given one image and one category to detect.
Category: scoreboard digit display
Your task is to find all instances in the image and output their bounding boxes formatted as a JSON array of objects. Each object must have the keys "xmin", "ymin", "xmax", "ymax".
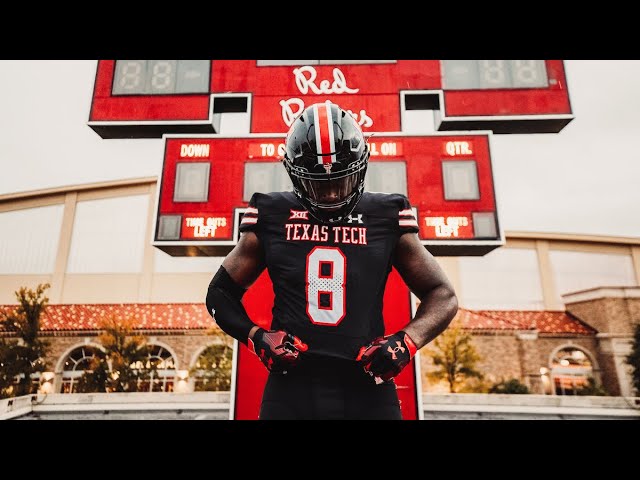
[
  {"xmin": 89, "ymin": 60, "xmax": 573, "ymax": 138},
  {"xmin": 153, "ymin": 133, "xmax": 502, "ymax": 257},
  {"xmin": 112, "ymin": 60, "xmax": 210, "ymax": 95}
]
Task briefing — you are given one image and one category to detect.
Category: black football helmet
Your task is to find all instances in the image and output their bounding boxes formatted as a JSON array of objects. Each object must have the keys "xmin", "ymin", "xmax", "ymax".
[{"xmin": 282, "ymin": 101, "xmax": 370, "ymax": 223}]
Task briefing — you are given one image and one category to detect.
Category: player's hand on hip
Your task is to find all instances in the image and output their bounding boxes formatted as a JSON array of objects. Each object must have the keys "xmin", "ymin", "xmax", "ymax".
[
  {"xmin": 248, "ymin": 328, "xmax": 308, "ymax": 374},
  {"xmin": 356, "ymin": 331, "xmax": 418, "ymax": 381}
]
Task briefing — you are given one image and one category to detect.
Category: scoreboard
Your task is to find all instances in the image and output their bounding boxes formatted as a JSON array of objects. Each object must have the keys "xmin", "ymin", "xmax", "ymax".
[{"xmin": 89, "ymin": 60, "xmax": 573, "ymax": 138}]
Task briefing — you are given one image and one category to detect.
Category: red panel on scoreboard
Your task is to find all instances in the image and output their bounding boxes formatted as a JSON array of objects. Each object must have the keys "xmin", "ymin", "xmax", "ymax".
[
  {"xmin": 89, "ymin": 61, "xmax": 211, "ymax": 120},
  {"xmin": 153, "ymin": 133, "xmax": 503, "ymax": 257},
  {"xmin": 88, "ymin": 60, "xmax": 573, "ymax": 138},
  {"xmin": 155, "ymin": 137, "xmax": 274, "ymax": 245},
  {"xmin": 442, "ymin": 60, "xmax": 571, "ymax": 116}
]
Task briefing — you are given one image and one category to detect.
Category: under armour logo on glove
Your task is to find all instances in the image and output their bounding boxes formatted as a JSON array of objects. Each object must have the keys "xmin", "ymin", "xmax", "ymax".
[
  {"xmin": 248, "ymin": 328, "xmax": 308, "ymax": 374},
  {"xmin": 356, "ymin": 331, "xmax": 418, "ymax": 382},
  {"xmin": 387, "ymin": 342, "xmax": 405, "ymax": 360}
]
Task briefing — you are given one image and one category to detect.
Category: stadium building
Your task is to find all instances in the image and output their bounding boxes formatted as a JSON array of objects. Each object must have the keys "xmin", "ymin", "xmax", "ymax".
[{"xmin": 1, "ymin": 176, "xmax": 637, "ymax": 398}]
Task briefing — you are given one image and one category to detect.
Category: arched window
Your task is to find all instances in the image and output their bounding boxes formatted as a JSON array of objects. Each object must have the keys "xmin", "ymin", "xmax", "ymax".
[
  {"xmin": 135, "ymin": 344, "xmax": 176, "ymax": 392},
  {"xmin": 192, "ymin": 343, "xmax": 233, "ymax": 391},
  {"xmin": 60, "ymin": 346, "xmax": 105, "ymax": 393},
  {"xmin": 550, "ymin": 347, "xmax": 594, "ymax": 395}
]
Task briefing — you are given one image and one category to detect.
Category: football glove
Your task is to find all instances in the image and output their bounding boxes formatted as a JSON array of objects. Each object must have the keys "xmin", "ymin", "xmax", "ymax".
[
  {"xmin": 356, "ymin": 331, "xmax": 418, "ymax": 381},
  {"xmin": 248, "ymin": 328, "xmax": 308, "ymax": 374}
]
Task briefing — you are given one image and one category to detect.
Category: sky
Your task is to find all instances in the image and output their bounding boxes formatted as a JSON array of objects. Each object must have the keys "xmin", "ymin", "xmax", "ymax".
[{"xmin": 0, "ymin": 60, "xmax": 639, "ymax": 238}]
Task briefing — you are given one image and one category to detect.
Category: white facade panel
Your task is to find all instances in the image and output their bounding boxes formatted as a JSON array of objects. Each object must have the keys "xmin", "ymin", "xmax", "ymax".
[
  {"xmin": 0, "ymin": 204, "xmax": 63, "ymax": 274},
  {"xmin": 459, "ymin": 248, "xmax": 544, "ymax": 310},
  {"xmin": 66, "ymin": 195, "xmax": 148, "ymax": 273},
  {"xmin": 550, "ymin": 250, "xmax": 635, "ymax": 300}
]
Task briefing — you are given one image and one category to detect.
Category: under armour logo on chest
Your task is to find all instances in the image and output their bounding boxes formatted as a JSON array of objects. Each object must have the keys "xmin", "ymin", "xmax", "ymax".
[{"xmin": 347, "ymin": 214, "xmax": 363, "ymax": 224}]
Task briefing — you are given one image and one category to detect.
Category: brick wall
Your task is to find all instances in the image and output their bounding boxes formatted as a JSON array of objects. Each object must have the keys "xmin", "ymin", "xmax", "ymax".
[
  {"xmin": 596, "ymin": 349, "xmax": 621, "ymax": 396},
  {"xmin": 420, "ymin": 331, "xmax": 599, "ymax": 394},
  {"xmin": 37, "ymin": 331, "xmax": 230, "ymax": 393},
  {"xmin": 564, "ymin": 294, "xmax": 640, "ymax": 395},
  {"xmin": 567, "ymin": 297, "xmax": 640, "ymax": 335},
  {"xmin": 46, "ymin": 335, "xmax": 101, "ymax": 371},
  {"xmin": 30, "ymin": 327, "xmax": 621, "ymax": 396}
]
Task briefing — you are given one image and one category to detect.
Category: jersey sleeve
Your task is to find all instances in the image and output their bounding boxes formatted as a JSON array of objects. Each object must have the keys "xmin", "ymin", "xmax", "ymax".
[
  {"xmin": 397, "ymin": 194, "xmax": 419, "ymax": 235},
  {"xmin": 238, "ymin": 193, "xmax": 260, "ymax": 234}
]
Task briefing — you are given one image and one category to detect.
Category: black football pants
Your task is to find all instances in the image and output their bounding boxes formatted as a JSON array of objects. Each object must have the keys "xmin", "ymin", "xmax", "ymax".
[{"xmin": 259, "ymin": 357, "xmax": 402, "ymax": 420}]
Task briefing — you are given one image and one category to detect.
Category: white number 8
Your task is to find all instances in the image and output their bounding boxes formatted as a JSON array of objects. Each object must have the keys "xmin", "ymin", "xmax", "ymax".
[
  {"xmin": 306, "ymin": 247, "xmax": 346, "ymax": 326},
  {"xmin": 152, "ymin": 61, "xmax": 173, "ymax": 90},
  {"xmin": 513, "ymin": 60, "xmax": 539, "ymax": 84}
]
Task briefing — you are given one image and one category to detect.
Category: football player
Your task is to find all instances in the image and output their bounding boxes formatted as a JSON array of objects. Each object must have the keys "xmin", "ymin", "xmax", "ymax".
[{"xmin": 206, "ymin": 101, "xmax": 458, "ymax": 419}]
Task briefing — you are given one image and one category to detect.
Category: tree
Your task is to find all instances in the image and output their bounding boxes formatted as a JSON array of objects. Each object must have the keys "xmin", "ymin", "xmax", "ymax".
[
  {"xmin": 190, "ymin": 335, "xmax": 233, "ymax": 391},
  {"xmin": 77, "ymin": 316, "xmax": 157, "ymax": 393},
  {"xmin": 75, "ymin": 358, "xmax": 110, "ymax": 393},
  {"xmin": 0, "ymin": 283, "xmax": 51, "ymax": 398},
  {"xmin": 625, "ymin": 323, "xmax": 640, "ymax": 396},
  {"xmin": 575, "ymin": 377, "xmax": 608, "ymax": 396},
  {"xmin": 489, "ymin": 378, "xmax": 530, "ymax": 394},
  {"xmin": 425, "ymin": 322, "xmax": 483, "ymax": 393}
]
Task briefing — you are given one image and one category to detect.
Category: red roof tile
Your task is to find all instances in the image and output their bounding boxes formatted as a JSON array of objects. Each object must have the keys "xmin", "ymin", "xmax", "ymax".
[
  {"xmin": 0, "ymin": 303, "xmax": 217, "ymax": 332},
  {"xmin": 456, "ymin": 308, "xmax": 596, "ymax": 335},
  {"xmin": 0, "ymin": 304, "xmax": 595, "ymax": 336}
]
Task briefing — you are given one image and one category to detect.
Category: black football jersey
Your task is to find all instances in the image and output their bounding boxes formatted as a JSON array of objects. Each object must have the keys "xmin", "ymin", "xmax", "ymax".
[{"xmin": 239, "ymin": 191, "xmax": 419, "ymax": 361}]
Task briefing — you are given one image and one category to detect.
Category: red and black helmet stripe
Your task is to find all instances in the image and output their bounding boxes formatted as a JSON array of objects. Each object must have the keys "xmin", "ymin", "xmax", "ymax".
[{"xmin": 312, "ymin": 101, "xmax": 337, "ymax": 166}]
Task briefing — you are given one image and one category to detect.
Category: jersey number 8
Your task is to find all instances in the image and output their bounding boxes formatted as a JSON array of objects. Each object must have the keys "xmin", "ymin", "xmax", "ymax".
[{"xmin": 306, "ymin": 247, "xmax": 346, "ymax": 326}]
